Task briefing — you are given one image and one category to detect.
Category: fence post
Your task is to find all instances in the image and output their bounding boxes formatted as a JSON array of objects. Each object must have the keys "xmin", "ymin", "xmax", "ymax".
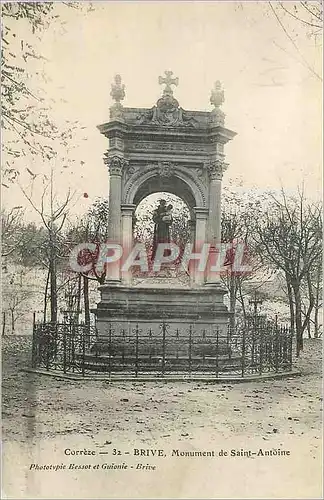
[
  {"xmin": 63, "ymin": 324, "xmax": 67, "ymax": 374},
  {"xmin": 135, "ymin": 324, "xmax": 139, "ymax": 377},
  {"xmin": 215, "ymin": 327, "xmax": 219, "ymax": 378},
  {"xmin": 259, "ymin": 324, "xmax": 263, "ymax": 375},
  {"xmin": 148, "ymin": 328, "xmax": 152, "ymax": 364},
  {"xmin": 289, "ymin": 326, "xmax": 293, "ymax": 370},
  {"xmin": 70, "ymin": 322, "xmax": 75, "ymax": 373},
  {"xmin": 161, "ymin": 322, "xmax": 166, "ymax": 376},
  {"xmin": 241, "ymin": 326, "xmax": 246, "ymax": 378},
  {"xmin": 227, "ymin": 323, "xmax": 232, "ymax": 360},
  {"xmin": 275, "ymin": 323, "xmax": 279, "ymax": 373},
  {"xmin": 202, "ymin": 329, "xmax": 206, "ymax": 365},
  {"xmin": 188, "ymin": 325, "xmax": 193, "ymax": 374},
  {"xmin": 283, "ymin": 327, "xmax": 288, "ymax": 367},
  {"xmin": 108, "ymin": 323, "xmax": 112, "ymax": 376},
  {"xmin": 82, "ymin": 327, "xmax": 86, "ymax": 377},
  {"xmin": 46, "ymin": 324, "xmax": 51, "ymax": 371},
  {"xmin": 31, "ymin": 312, "xmax": 36, "ymax": 368},
  {"xmin": 252, "ymin": 318, "xmax": 257, "ymax": 373},
  {"xmin": 122, "ymin": 328, "xmax": 126, "ymax": 364}
]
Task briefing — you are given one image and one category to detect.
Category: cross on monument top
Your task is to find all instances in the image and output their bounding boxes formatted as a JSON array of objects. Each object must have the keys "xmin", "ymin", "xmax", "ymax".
[{"xmin": 158, "ymin": 70, "xmax": 179, "ymax": 96}]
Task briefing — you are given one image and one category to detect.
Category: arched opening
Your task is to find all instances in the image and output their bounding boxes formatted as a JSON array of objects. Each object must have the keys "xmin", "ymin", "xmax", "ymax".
[
  {"xmin": 131, "ymin": 192, "xmax": 192, "ymax": 285},
  {"xmin": 121, "ymin": 171, "xmax": 208, "ymax": 287},
  {"xmin": 134, "ymin": 192, "xmax": 191, "ymax": 246},
  {"xmin": 133, "ymin": 175, "xmax": 197, "ymax": 211},
  {"xmin": 125, "ymin": 170, "xmax": 205, "ymax": 212}
]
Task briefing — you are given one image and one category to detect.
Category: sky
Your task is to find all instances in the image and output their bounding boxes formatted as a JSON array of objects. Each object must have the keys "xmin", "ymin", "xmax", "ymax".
[{"xmin": 3, "ymin": 1, "xmax": 322, "ymax": 222}]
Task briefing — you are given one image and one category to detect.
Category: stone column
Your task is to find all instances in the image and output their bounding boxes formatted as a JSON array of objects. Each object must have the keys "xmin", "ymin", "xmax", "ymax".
[
  {"xmin": 206, "ymin": 160, "xmax": 227, "ymax": 286},
  {"xmin": 104, "ymin": 155, "xmax": 128, "ymax": 285},
  {"xmin": 121, "ymin": 204, "xmax": 136, "ymax": 286},
  {"xmin": 193, "ymin": 207, "xmax": 209, "ymax": 287},
  {"xmin": 188, "ymin": 218, "xmax": 196, "ymax": 287}
]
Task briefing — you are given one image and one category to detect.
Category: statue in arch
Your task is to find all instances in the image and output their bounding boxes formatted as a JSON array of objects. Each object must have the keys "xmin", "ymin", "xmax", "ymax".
[{"xmin": 151, "ymin": 200, "xmax": 173, "ymax": 260}]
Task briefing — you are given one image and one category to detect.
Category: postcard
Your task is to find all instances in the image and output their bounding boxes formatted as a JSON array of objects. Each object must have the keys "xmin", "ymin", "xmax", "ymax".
[{"xmin": 2, "ymin": 1, "xmax": 322, "ymax": 499}]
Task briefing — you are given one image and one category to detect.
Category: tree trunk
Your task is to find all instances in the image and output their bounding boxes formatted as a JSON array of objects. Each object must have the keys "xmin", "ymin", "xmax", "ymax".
[
  {"xmin": 286, "ymin": 274, "xmax": 295, "ymax": 337},
  {"xmin": 49, "ymin": 229, "xmax": 57, "ymax": 323},
  {"xmin": 305, "ymin": 305, "xmax": 311, "ymax": 338},
  {"xmin": 314, "ymin": 306, "xmax": 319, "ymax": 339},
  {"xmin": 238, "ymin": 280, "xmax": 247, "ymax": 326},
  {"xmin": 2, "ymin": 312, "xmax": 6, "ymax": 337},
  {"xmin": 314, "ymin": 264, "xmax": 321, "ymax": 339},
  {"xmin": 302, "ymin": 270, "xmax": 315, "ymax": 338},
  {"xmin": 11, "ymin": 309, "xmax": 15, "ymax": 334},
  {"xmin": 83, "ymin": 275, "xmax": 90, "ymax": 327},
  {"xmin": 293, "ymin": 283, "xmax": 303, "ymax": 356}
]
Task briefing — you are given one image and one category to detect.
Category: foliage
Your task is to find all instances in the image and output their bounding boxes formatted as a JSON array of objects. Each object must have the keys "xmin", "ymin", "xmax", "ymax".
[
  {"xmin": 1, "ymin": 2, "xmax": 91, "ymax": 184},
  {"xmin": 64, "ymin": 198, "xmax": 109, "ymax": 284},
  {"xmin": 221, "ymin": 187, "xmax": 272, "ymax": 327}
]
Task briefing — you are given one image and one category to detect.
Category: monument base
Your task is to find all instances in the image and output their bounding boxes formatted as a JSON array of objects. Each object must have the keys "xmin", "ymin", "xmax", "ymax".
[
  {"xmin": 93, "ymin": 284, "xmax": 230, "ymax": 337},
  {"xmin": 89, "ymin": 285, "xmax": 232, "ymax": 370}
]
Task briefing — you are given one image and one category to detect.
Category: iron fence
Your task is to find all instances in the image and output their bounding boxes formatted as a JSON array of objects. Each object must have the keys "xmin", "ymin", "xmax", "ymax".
[{"xmin": 31, "ymin": 317, "xmax": 293, "ymax": 378}]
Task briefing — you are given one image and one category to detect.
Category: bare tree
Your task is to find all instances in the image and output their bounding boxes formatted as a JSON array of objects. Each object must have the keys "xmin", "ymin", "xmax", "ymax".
[
  {"xmin": 2, "ymin": 266, "xmax": 37, "ymax": 334},
  {"xmin": 255, "ymin": 188, "xmax": 322, "ymax": 355},
  {"xmin": 221, "ymin": 188, "xmax": 272, "ymax": 330},
  {"xmin": 1, "ymin": 2, "xmax": 94, "ymax": 183},
  {"xmin": 1, "ymin": 207, "xmax": 24, "ymax": 257},
  {"xmin": 5, "ymin": 288, "xmax": 33, "ymax": 334},
  {"xmin": 64, "ymin": 198, "xmax": 110, "ymax": 326},
  {"xmin": 20, "ymin": 167, "xmax": 74, "ymax": 323},
  {"xmin": 268, "ymin": 1, "xmax": 322, "ymax": 81}
]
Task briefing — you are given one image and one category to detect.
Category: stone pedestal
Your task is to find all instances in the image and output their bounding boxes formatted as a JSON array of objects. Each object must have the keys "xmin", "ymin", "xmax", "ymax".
[{"xmin": 93, "ymin": 285, "xmax": 230, "ymax": 339}]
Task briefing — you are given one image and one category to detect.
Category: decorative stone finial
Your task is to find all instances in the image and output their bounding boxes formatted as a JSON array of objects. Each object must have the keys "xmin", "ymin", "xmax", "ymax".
[
  {"xmin": 210, "ymin": 80, "xmax": 224, "ymax": 108},
  {"xmin": 210, "ymin": 81, "xmax": 225, "ymax": 126},
  {"xmin": 110, "ymin": 74, "xmax": 125, "ymax": 120},
  {"xmin": 158, "ymin": 70, "xmax": 179, "ymax": 97},
  {"xmin": 110, "ymin": 74, "xmax": 125, "ymax": 104}
]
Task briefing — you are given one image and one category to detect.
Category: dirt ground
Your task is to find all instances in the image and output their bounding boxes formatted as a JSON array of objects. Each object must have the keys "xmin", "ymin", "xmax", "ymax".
[{"xmin": 2, "ymin": 335, "xmax": 323, "ymax": 499}]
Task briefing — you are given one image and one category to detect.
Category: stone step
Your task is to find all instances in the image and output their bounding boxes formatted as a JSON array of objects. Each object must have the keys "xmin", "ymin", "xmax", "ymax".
[
  {"xmin": 76, "ymin": 358, "xmax": 243, "ymax": 373},
  {"xmin": 76, "ymin": 353, "xmax": 241, "ymax": 366},
  {"xmin": 81, "ymin": 354, "xmax": 239, "ymax": 361}
]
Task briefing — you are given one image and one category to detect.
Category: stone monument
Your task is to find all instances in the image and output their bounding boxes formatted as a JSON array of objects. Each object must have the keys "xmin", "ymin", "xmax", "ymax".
[{"xmin": 93, "ymin": 71, "xmax": 236, "ymax": 338}]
